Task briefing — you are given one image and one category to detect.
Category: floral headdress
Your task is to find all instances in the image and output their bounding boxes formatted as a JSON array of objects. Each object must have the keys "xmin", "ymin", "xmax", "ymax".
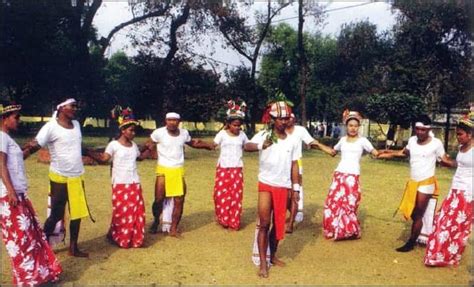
[
  {"xmin": 226, "ymin": 99, "xmax": 246, "ymax": 120},
  {"xmin": 118, "ymin": 107, "xmax": 139, "ymax": 129},
  {"xmin": 342, "ymin": 109, "xmax": 362, "ymax": 124},
  {"xmin": 0, "ymin": 103, "xmax": 22, "ymax": 116},
  {"xmin": 458, "ymin": 110, "xmax": 474, "ymax": 128}
]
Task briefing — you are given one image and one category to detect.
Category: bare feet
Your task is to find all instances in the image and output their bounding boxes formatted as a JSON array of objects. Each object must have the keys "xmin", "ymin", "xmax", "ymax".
[
  {"xmin": 285, "ymin": 223, "xmax": 294, "ymax": 234},
  {"xmin": 271, "ymin": 256, "xmax": 286, "ymax": 267},
  {"xmin": 258, "ymin": 264, "xmax": 269, "ymax": 278},
  {"xmin": 169, "ymin": 229, "xmax": 182, "ymax": 238},
  {"xmin": 68, "ymin": 248, "xmax": 89, "ymax": 258}
]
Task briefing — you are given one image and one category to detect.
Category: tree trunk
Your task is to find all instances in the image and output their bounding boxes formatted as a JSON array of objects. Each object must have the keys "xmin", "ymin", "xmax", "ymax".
[
  {"xmin": 444, "ymin": 106, "xmax": 451, "ymax": 152},
  {"xmin": 297, "ymin": 0, "xmax": 308, "ymax": 126}
]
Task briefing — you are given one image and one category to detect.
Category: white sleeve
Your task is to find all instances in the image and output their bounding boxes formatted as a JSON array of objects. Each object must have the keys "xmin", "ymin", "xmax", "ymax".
[
  {"xmin": 300, "ymin": 127, "xmax": 315, "ymax": 145},
  {"xmin": 0, "ymin": 133, "xmax": 8, "ymax": 153},
  {"xmin": 241, "ymin": 132, "xmax": 249, "ymax": 144},
  {"xmin": 435, "ymin": 140, "xmax": 446, "ymax": 158},
  {"xmin": 406, "ymin": 137, "xmax": 414, "ymax": 151},
  {"xmin": 362, "ymin": 138, "xmax": 375, "ymax": 153},
  {"xmin": 150, "ymin": 129, "xmax": 160, "ymax": 143},
  {"xmin": 292, "ymin": 140, "xmax": 300, "ymax": 161},
  {"xmin": 250, "ymin": 131, "xmax": 265, "ymax": 145},
  {"xmin": 213, "ymin": 131, "xmax": 223, "ymax": 145},
  {"xmin": 104, "ymin": 142, "xmax": 115, "ymax": 157},
  {"xmin": 184, "ymin": 129, "xmax": 192, "ymax": 143},
  {"xmin": 134, "ymin": 142, "xmax": 140, "ymax": 158},
  {"xmin": 334, "ymin": 138, "xmax": 343, "ymax": 151},
  {"xmin": 35, "ymin": 122, "xmax": 52, "ymax": 147}
]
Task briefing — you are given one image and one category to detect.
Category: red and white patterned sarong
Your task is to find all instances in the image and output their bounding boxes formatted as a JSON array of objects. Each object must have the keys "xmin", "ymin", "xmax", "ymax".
[
  {"xmin": 213, "ymin": 166, "xmax": 243, "ymax": 230},
  {"xmin": 323, "ymin": 171, "xmax": 361, "ymax": 240},
  {"xmin": 424, "ymin": 189, "xmax": 473, "ymax": 266},
  {"xmin": 109, "ymin": 183, "xmax": 145, "ymax": 248},
  {"xmin": 0, "ymin": 191, "xmax": 62, "ymax": 285}
]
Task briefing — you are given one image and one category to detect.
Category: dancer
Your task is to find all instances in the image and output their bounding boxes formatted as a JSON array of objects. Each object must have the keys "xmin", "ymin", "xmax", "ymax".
[
  {"xmin": 212, "ymin": 100, "xmax": 248, "ymax": 230},
  {"xmin": 315, "ymin": 111, "xmax": 380, "ymax": 240},
  {"xmin": 379, "ymin": 115, "xmax": 451, "ymax": 252},
  {"xmin": 245, "ymin": 100, "xmax": 299, "ymax": 278},
  {"xmin": 1, "ymin": 102, "xmax": 62, "ymax": 285},
  {"xmin": 89, "ymin": 109, "xmax": 148, "ymax": 248},
  {"xmin": 424, "ymin": 111, "xmax": 473, "ymax": 266},
  {"xmin": 147, "ymin": 112, "xmax": 214, "ymax": 236}
]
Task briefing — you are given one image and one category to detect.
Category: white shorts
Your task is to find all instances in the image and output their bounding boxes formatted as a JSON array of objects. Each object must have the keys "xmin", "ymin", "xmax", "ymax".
[{"xmin": 417, "ymin": 184, "xmax": 435, "ymax": 195}]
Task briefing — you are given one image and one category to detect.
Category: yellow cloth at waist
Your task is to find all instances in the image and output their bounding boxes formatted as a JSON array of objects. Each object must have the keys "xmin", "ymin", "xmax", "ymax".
[
  {"xmin": 397, "ymin": 176, "xmax": 439, "ymax": 220},
  {"xmin": 155, "ymin": 166, "xmax": 185, "ymax": 197},
  {"xmin": 49, "ymin": 172, "xmax": 89, "ymax": 220}
]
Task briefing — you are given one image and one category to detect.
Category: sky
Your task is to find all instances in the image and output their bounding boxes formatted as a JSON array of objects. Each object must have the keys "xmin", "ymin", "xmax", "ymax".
[{"xmin": 93, "ymin": 1, "xmax": 397, "ymax": 72}]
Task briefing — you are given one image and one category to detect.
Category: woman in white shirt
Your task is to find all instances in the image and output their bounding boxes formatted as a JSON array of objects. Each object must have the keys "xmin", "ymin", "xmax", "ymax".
[
  {"xmin": 90, "ymin": 112, "xmax": 149, "ymax": 248},
  {"xmin": 315, "ymin": 111, "xmax": 380, "ymax": 240},
  {"xmin": 424, "ymin": 113, "xmax": 473, "ymax": 267},
  {"xmin": 0, "ymin": 103, "xmax": 62, "ymax": 285},
  {"xmin": 212, "ymin": 103, "xmax": 248, "ymax": 230}
]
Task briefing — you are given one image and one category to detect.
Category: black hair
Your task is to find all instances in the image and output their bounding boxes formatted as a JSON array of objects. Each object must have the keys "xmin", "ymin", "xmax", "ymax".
[
  {"xmin": 345, "ymin": 117, "xmax": 360, "ymax": 125},
  {"xmin": 416, "ymin": 115, "xmax": 432, "ymax": 126},
  {"xmin": 457, "ymin": 122, "xmax": 473, "ymax": 134}
]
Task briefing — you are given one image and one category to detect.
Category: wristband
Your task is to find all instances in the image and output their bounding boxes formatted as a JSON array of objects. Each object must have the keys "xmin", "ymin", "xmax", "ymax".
[
  {"xmin": 293, "ymin": 183, "xmax": 301, "ymax": 192},
  {"xmin": 257, "ymin": 142, "xmax": 264, "ymax": 151}
]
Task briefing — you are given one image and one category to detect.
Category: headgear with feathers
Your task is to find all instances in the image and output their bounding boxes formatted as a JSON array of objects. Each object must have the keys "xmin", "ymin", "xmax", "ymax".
[{"xmin": 118, "ymin": 107, "xmax": 139, "ymax": 129}]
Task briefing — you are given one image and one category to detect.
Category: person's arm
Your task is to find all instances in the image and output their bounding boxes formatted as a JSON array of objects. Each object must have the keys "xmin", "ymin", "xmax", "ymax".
[
  {"xmin": 291, "ymin": 160, "xmax": 300, "ymax": 203},
  {"xmin": 22, "ymin": 139, "xmax": 42, "ymax": 159},
  {"xmin": 186, "ymin": 139, "xmax": 215, "ymax": 150},
  {"xmin": 310, "ymin": 140, "xmax": 337, "ymax": 157},
  {"xmin": 244, "ymin": 139, "xmax": 272, "ymax": 152},
  {"xmin": 87, "ymin": 150, "xmax": 112, "ymax": 164},
  {"xmin": 0, "ymin": 152, "xmax": 18, "ymax": 207},
  {"xmin": 439, "ymin": 153, "xmax": 456, "ymax": 168},
  {"xmin": 377, "ymin": 147, "xmax": 408, "ymax": 159},
  {"xmin": 137, "ymin": 143, "xmax": 151, "ymax": 161}
]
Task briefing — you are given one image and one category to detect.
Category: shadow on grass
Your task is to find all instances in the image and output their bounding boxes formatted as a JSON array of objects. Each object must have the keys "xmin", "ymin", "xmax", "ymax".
[{"xmin": 58, "ymin": 227, "xmax": 166, "ymax": 282}]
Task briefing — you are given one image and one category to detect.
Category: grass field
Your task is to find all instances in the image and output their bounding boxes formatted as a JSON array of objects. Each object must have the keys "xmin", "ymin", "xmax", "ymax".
[{"xmin": 1, "ymin": 136, "xmax": 472, "ymax": 285}]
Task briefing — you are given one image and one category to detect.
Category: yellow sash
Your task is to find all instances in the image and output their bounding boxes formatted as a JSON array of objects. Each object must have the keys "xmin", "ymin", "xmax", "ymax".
[
  {"xmin": 397, "ymin": 176, "xmax": 439, "ymax": 220},
  {"xmin": 156, "ymin": 166, "xmax": 185, "ymax": 197},
  {"xmin": 49, "ymin": 172, "xmax": 89, "ymax": 220}
]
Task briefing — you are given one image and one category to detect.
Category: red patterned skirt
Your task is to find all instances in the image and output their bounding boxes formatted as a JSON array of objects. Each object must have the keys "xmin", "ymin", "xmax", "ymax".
[
  {"xmin": 323, "ymin": 171, "xmax": 362, "ymax": 240},
  {"xmin": 109, "ymin": 183, "xmax": 145, "ymax": 248},
  {"xmin": 213, "ymin": 166, "xmax": 244, "ymax": 230},
  {"xmin": 0, "ymin": 190, "xmax": 62, "ymax": 285},
  {"xmin": 424, "ymin": 189, "xmax": 473, "ymax": 267}
]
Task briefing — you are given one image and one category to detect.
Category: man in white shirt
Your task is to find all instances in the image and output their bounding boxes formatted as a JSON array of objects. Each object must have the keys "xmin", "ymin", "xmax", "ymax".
[
  {"xmin": 285, "ymin": 114, "xmax": 319, "ymax": 233},
  {"xmin": 245, "ymin": 101, "xmax": 300, "ymax": 278},
  {"xmin": 379, "ymin": 115, "xmax": 451, "ymax": 252},
  {"xmin": 146, "ymin": 112, "xmax": 213, "ymax": 236},
  {"xmin": 23, "ymin": 98, "xmax": 91, "ymax": 257}
]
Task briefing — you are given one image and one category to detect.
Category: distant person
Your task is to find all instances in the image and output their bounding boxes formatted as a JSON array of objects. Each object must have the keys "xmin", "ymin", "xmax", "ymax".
[
  {"xmin": 332, "ymin": 123, "xmax": 341, "ymax": 139},
  {"xmin": 424, "ymin": 112, "xmax": 473, "ymax": 266},
  {"xmin": 109, "ymin": 105, "xmax": 122, "ymax": 142},
  {"xmin": 317, "ymin": 123, "xmax": 325, "ymax": 138},
  {"xmin": 1, "ymin": 102, "xmax": 62, "ymax": 285}
]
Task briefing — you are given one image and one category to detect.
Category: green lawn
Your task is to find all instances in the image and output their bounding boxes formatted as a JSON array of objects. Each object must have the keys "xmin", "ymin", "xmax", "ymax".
[{"xmin": 1, "ymin": 136, "xmax": 472, "ymax": 285}]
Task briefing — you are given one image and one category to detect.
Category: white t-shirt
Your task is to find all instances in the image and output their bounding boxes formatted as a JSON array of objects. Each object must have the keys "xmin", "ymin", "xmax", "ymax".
[
  {"xmin": 406, "ymin": 136, "xmax": 445, "ymax": 182},
  {"xmin": 105, "ymin": 141, "xmax": 140, "ymax": 184},
  {"xmin": 250, "ymin": 130, "xmax": 299, "ymax": 188},
  {"xmin": 451, "ymin": 147, "xmax": 473, "ymax": 201},
  {"xmin": 0, "ymin": 131, "xmax": 28, "ymax": 194},
  {"xmin": 287, "ymin": 125, "xmax": 315, "ymax": 159},
  {"xmin": 334, "ymin": 136, "xmax": 374, "ymax": 175},
  {"xmin": 150, "ymin": 127, "xmax": 191, "ymax": 167},
  {"xmin": 214, "ymin": 130, "xmax": 249, "ymax": 168},
  {"xmin": 35, "ymin": 120, "xmax": 84, "ymax": 177}
]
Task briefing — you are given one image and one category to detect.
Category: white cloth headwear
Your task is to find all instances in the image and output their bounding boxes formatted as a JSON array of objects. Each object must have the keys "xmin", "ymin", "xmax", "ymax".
[
  {"xmin": 165, "ymin": 112, "xmax": 180, "ymax": 120},
  {"xmin": 51, "ymin": 98, "xmax": 76, "ymax": 120},
  {"xmin": 415, "ymin": 122, "xmax": 431, "ymax": 129}
]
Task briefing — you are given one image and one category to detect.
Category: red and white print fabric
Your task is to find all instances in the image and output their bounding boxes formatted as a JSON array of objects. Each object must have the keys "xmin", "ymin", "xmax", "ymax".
[
  {"xmin": 323, "ymin": 171, "xmax": 362, "ymax": 240},
  {"xmin": 213, "ymin": 166, "xmax": 243, "ymax": 230},
  {"xmin": 0, "ymin": 192, "xmax": 62, "ymax": 285},
  {"xmin": 109, "ymin": 183, "xmax": 145, "ymax": 248},
  {"xmin": 424, "ymin": 189, "xmax": 473, "ymax": 266}
]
